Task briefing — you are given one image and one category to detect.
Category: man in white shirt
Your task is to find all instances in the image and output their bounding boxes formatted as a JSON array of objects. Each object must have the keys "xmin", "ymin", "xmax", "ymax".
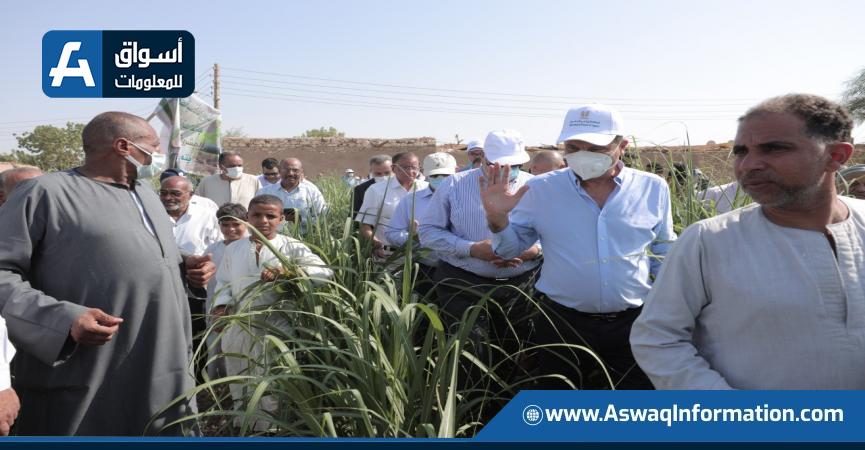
[
  {"xmin": 195, "ymin": 152, "xmax": 262, "ymax": 208},
  {"xmin": 256, "ymin": 158, "xmax": 326, "ymax": 233},
  {"xmin": 160, "ymin": 176, "xmax": 222, "ymax": 256},
  {"xmin": 160, "ymin": 175, "xmax": 221, "ymax": 382},
  {"xmin": 631, "ymin": 93, "xmax": 865, "ymax": 389},
  {"xmin": 356, "ymin": 152, "xmax": 428, "ymax": 258}
]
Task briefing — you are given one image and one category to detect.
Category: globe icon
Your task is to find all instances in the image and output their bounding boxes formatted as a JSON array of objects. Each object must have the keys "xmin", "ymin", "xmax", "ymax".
[{"xmin": 523, "ymin": 405, "xmax": 543, "ymax": 426}]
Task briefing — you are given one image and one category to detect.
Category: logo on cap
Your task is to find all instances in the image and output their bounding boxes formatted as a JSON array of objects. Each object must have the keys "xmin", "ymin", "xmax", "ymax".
[{"xmin": 580, "ymin": 110, "xmax": 591, "ymax": 119}]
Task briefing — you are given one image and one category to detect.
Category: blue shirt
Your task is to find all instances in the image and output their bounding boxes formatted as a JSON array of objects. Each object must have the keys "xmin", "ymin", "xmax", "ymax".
[
  {"xmin": 492, "ymin": 166, "xmax": 676, "ymax": 312},
  {"xmin": 384, "ymin": 187, "xmax": 439, "ymax": 265},
  {"xmin": 419, "ymin": 168, "xmax": 539, "ymax": 279}
]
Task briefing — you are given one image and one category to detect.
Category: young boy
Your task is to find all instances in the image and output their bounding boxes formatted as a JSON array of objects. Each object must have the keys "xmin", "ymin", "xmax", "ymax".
[
  {"xmin": 211, "ymin": 194, "xmax": 332, "ymax": 424},
  {"xmin": 202, "ymin": 203, "xmax": 249, "ymax": 379}
]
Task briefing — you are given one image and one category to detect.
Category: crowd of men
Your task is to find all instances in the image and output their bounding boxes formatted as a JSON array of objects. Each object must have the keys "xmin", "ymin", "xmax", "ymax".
[{"xmin": 0, "ymin": 92, "xmax": 862, "ymax": 435}]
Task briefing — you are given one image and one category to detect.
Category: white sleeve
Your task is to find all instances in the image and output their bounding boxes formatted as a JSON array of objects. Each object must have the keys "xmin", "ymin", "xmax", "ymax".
[
  {"xmin": 287, "ymin": 241, "xmax": 333, "ymax": 281},
  {"xmin": 630, "ymin": 223, "xmax": 733, "ymax": 390},
  {"xmin": 0, "ymin": 316, "xmax": 16, "ymax": 390},
  {"xmin": 354, "ymin": 185, "xmax": 380, "ymax": 225},
  {"xmin": 212, "ymin": 247, "xmax": 234, "ymax": 308}
]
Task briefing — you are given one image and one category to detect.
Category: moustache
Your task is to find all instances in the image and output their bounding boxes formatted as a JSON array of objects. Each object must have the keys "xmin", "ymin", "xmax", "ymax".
[{"xmin": 739, "ymin": 171, "xmax": 776, "ymax": 186}]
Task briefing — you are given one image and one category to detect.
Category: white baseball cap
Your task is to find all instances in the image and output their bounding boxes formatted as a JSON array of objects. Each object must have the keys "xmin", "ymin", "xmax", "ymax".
[
  {"xmin": 483, "ymin": 130, "xmax": 530, "ymax": 165},
  {"xmin": 557, "ymin": 104, "xmax": 624, "ymax": 145},
  {"xmin": 464, "ymin": 139, "xmax": 484, "ymax": 151},
  {"xmin": 423, "ymin": 152, "xmax": 458, "ymax": 176}
]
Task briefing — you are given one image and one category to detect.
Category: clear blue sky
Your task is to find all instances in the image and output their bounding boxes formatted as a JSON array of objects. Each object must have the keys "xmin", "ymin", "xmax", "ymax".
[{"xmin": 2, "ymin": 0, "xmax": 864, "ymax": 152}]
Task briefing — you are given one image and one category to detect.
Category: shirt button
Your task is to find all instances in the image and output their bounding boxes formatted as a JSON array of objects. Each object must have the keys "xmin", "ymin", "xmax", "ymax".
[
  {"xmin": 602, "ymin": 258, "xmax": 608, "ymax": 263},
  {"xmin": 603, "ymin": 282, "xmax": 609, "ymax": 286}
]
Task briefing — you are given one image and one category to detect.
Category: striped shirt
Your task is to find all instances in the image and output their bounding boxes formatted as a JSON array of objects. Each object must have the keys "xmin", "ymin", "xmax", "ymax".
[{"xmin": 419, "ymin": 168, "xmax": 539, "ymax": 279}]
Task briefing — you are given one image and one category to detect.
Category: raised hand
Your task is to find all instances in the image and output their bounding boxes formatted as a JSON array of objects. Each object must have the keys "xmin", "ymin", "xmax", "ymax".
[{"xmin": 479, "ymin": 162, "xmax": 529, "ymax": 232}]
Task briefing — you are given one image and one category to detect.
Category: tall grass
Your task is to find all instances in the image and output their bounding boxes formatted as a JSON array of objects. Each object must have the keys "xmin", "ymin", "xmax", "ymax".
[{"xmin": 155, "ymin": 148, "xmax": 770, "ymax": 437}]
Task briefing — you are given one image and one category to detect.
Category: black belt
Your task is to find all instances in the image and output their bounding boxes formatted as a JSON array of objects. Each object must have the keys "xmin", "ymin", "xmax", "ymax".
[
  {"xmin": 539, "ymin": 294, "xmax": 640, "ymax": 321},
  {"xmin": 438, "ymin": 261, "xmax": 536, "ymax": 284}
]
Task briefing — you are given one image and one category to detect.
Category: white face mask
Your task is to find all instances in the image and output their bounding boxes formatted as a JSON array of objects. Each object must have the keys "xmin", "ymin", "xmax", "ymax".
[
  {"xmin": 564, "ymin": 151, "xmax": 614, "ymax": 181},
  {"xmin": 225, "ymin": 166, "xmax": 244, "ymax": 179},
  {"xmin": 125, "ymin": 140, "xmax": 167, "ymax": 179},
  {"xmin": 374, "ymin": 175, "xmax": 391, "ymax": 184}
]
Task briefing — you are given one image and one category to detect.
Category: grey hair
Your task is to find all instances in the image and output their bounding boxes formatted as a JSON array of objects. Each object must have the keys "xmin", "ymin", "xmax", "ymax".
[{"xmin": 368, "ymin": 154, "xmax": 392, "ymax": 166}]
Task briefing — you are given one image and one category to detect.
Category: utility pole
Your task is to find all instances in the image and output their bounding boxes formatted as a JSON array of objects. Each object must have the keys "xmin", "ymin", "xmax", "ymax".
[{"xmin": 213, "ymin": 63, "xmax": 220, "ymax": 110}]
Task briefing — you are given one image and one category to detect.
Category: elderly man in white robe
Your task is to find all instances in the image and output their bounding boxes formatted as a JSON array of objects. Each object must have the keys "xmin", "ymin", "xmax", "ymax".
[{"xmin": 631, "ymin": 94, "xmax": 865, "ymax": 389}]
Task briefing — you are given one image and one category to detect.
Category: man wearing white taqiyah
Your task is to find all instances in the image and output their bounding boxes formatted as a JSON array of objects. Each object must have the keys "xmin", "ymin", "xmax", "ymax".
[
  {"xmin": 195, "ymin": 151, "xmax": 262, "ymax": 208},
  {"xmin": 631, "ymin": 94, "xmax": 865, "ymax": 389},
  {"xmin": 482, "ymin": 104, "xmax": 675, "ymax": 389}
]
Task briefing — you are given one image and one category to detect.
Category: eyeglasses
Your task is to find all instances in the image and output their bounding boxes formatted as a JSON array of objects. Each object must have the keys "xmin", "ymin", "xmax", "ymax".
[
  {"xmin": 262, "ymin": 172, "xmax": 280, "ymax": 178},
  {"xmin": 396, "ymin": 165, "xmax": 420, "ymax": 172},
  {"xmin": 159, "ymin": 190, "xmax": 189, "ymax": 197}
]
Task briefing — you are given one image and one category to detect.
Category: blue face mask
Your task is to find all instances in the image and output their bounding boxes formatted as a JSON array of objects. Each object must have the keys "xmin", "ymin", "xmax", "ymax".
[
  {"xmin": 428, "ymin": 176, "xmax": 446, "ymax": 191},
  {"xmin": 508, "ymin": 165, "xmax": 521, "ymax": 183}
]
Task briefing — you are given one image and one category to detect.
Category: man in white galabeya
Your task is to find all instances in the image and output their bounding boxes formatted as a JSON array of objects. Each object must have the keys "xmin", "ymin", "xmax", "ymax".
[
  {"xmin": 195, "ymin": 151, "xmax": 262, "ymax": 208},
  {"xmin": 481, "ymin": 104, "xmax": 675, "ymax": 390},
  {"xmin": 631, "ymin": 94, "xmax": 865, "ymax": 389}
]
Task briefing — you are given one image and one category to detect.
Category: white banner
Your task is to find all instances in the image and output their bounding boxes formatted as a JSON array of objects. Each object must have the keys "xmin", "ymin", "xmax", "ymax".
[{"xmin": 150, "ymin": 94, "xmax": 221, "ymax": 175}]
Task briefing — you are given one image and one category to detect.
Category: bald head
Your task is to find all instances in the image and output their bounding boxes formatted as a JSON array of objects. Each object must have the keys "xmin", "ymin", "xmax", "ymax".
[
  {"xmin": 82, "ymin": 112, "xmax": 153, "ymax": 155},
  {"xmin": 279, "ymin": 158, "xmax": 304, "ymax": 190},
  {"xmin": 530, "ymin": 150, "xmax": 565, "ymax": 175},
  {"xmin": 3, "ymin": 167, "xmax": 43, "ymax": 196},
  {"xmin": 159, "ymin": 175, "xmax": 193, "ymax": 216}
]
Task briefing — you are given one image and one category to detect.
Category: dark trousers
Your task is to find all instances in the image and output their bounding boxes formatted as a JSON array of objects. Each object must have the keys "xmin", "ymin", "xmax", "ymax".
[
  {"xmin": 534, "ymin": 295, "xmax": 654, "ymax": 390},
  {"xmin": 433, "ymin": 261, "xmax": 537, "ymax": 327},
  {"xmin": 188, "ymin": 296, "xmax": 207, "ymax": 384},
  {"xmin": 433, "ymin": 262, "xmax": 538, "ymax": 385},
  {"xmin": 413, "ymin": 262, "xmax": 438, "ymax": 300}
]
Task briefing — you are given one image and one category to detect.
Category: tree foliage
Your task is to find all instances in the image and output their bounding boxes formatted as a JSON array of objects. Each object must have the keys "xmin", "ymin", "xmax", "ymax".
[
  {"xmin": 222, "ymin": 126, "xmax": 248, "ymax": 138},
  {"xmin": 842, "ymin": 68, "xmax": 865, "ymax": 124},
  {"xmin": 2, "ymin": 122, "xmax": 85, "ymax": 172},
  {"xmin": 300, "ymin": 126, "xmax": 345, "ymax": 138}
]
